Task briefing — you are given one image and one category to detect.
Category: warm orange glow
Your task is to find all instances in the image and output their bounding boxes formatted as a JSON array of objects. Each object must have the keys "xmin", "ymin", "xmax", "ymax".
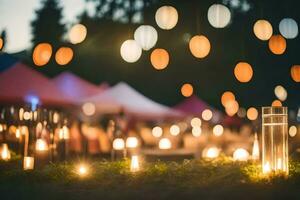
[
  {"xmin": 150, "ymin": 48, "xmax": 169, "ymax": 70},
  {"xmin": 291, "ymin": 65, "xmax": 300, "ymax": 82},
  {"xmin": 221, "ymin": 91, "xmax": 235, "ymax": 107},
  {"xmin": 268, "ymin": 35, "xmax": 286, "ymax": 55},
  {"xmin": 55, "ymin": 47, "xmax": 74, "ymax": 65},
  {"xmin": 271, "ymin": 100, "xmax": 282, "ymax": 107},
  {"xmin": 234, "ymin": 62, "xmax": 253, "ymax": 83},
  {"xmin": 32, "ymin": 43, "xmax": 52, "ymax": 66},
  {"xmin": 253, "ymin": 20, "xmax": 273, "ymax": 41},
  {"xmin": 189, "ymin": 35, "xmax": 211, "ymax": 58},
  {"xmin": 181, "ymin": 83, "xmax": 193, "ymax": 97},
  {"xmin": 69, "ymin": 24, "xmax": 87, "ymax": 44},
  {"xmin": 225, "ymin": 100, "xmax": 239, "ymax": 116},
  {"xmin": 247, "ymin": 107, "xmax": 258, "ymax": 121},
  {"xmin": 0, "ymin": 38, "xmax": 3, "ymax": 50}
]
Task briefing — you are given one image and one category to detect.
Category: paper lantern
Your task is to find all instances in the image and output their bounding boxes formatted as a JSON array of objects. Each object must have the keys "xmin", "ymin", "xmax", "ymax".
[
  {"xmin": 181, "ymin": 83, "xmax": 193, "ymax": 97},
  {"xmin": 130, "ymin": 155, "xmax": 140, "ymax": 172},
  {"xmin": 189, "ymin": 35, "xmax": 211, "ymax": 58},
  {"xmin": 192, "ymin": 126, "xmax": 202, "ymax": 137},
  {"xmin": 268, "ymin": 35, "xmax": 286, "ymax": 55},
  {"xmin": 69, "ymin": 24, "xmax": 87, "ymax": 44},
  {"xmin": 207, "ymin": 4, "xmax": 231, "ymax": 28},
  {"xmin": 55, "ymin": 47, "xmax": 73, "ymax": 65},
  {"xmin": 32, "ymin": 43, "xmax": 52, "ymax": 66},
  {"xmin": 120, "ymin": 40, "xmax": 142, "ymax": 63},
  {"xmin": 253, "ymin": 20, "xmax": 273, "ymax": 41},
  {"xmin": 126, "ymin": 137, "xmax": 139, "ymax": 148},
  {"xmin": 252, "ymin": 133, "xmax": 260, "ymax": 160},
  {"xmin": 233, "ymin": 148, "xmax": 249, "ymax": 161},
  {"xmin": 134, "ymin": 25, "xmax": 158, "ymax": 50},
  {"xmin": 289, "ymin": 126, "xmax": 297, "ymax": 137},
  {"xmin": 190, "ymin": 117, "xmax": 201, "ymax": 127},
  {"xmin": 35, "ymin": 139, "xmax": 48, "ymax": 151},
  {"xmin": 202, "ymin": 147, "xmax": 220, "ymax": 159},
  {"xmin": 279, "ymin": 18, "xmax": 298, "ymax": 39},
  {"xmin": 1, "ymin": 143, "xmax": 11, "ymax": 161},
  {"xmin": 262, "ymin": 107, "xmax": 288, "ymax": 175},
  {"xmin": 23, "ymin": 156, "xmax": 34, "ymax": 170},
  {"xmin": 159, "ymin": 138, "xmax": 172, "ymax": 149},
  {"xmin": 150, "ymin": 48, "xmax": 169, "ymax": 70},
  {"xmin": 271, "ymin": 100, "xmax": 282, "ymax": 107},
  {"xmin": 170, "ymin": 124, "xmax": 180, "ymax": 136},
  {"xmin": 221, "ymin": 91, "xmax": 235, "ymax": 107},
  {"xmin": 213, "ymin": 124, "xmax": 224, "ymax": 136},
  {"xmin": 247, "ymin": 107, "xmax": 258, "ymax": 121},
  {"xmin": 234, "ymin": 62, "xmax": 253, "ymax": 83},
  {"xmin": 82, "ymin": 102, "xmax": 96, "ymax": 116},
  {"xmin": 113, "ymin": 138, "xmax": 125, "ymax": 150},
  {"xmin": 155, "ymin": 6, "xmax": 178, "ymax": 30},
  {"xmin": 152, "ymin": 126, "xmax": 163, "ymax": 137},
  {"xmin": 274, "ymin": 85, "xmax": 287, "ymax": 101},
  {"xmin": 202, "ymin": 109, "xmax": 213, "ymax": 121},
  {"xmin": 291, "ymin": 65, "xmax": 300, "ymax": 82}
]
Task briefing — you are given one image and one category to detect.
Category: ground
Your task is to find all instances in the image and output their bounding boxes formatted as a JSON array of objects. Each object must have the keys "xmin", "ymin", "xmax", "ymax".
[{"xmin": 1, "ymin": 156, "xmax": 300, "ymax": 200}]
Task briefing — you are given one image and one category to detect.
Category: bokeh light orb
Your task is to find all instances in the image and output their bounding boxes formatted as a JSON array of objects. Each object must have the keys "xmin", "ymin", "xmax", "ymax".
[
  {"xmin": 55, "ymin": 47, "xmax": 73, "ymax": 65},
  {"xmin": 181, "ymin": 83, "xmax": 193, "ymax": 97},
  {"xmin": 271, "ymin": 100, "xmax": 282, "ymax": 107},
  {"xmin": 159, "ymin": 138, "xmax": 172, "ymax": 149},
  {"xmin": 291, "ymin": 65, "xmax": 300, "ymax": 82},
  {"xmin": 32, "ymin": 43, "xmax": 52, "ymax": 66},
  {"xmin": 253, "ymin": 19, "xmax": 273, "ymax": 41},
  {"xmin": 170, "ymin": 124, "xmax": 180, "ymax": 136},
  {"xmin": 237, "ymin": 107, "xmax": 246, "ymax": 118},
  {"xmin": 150, "ymin": 48, "xmax": 169, "ymax": 70},
  {"xmin": 134, "ymin": 25, "xmax": 158, "ymax": 50},
  {"xmin": 213, "ymin": 124, "xmax": 224, "ymax": 136},
  {"xmin": 202, "ymin": 147, "xmax": 220, "ymax": 159},
  {"xmin": 279, "ymin": 18, "xmax": 298, "ymax": 39},
  {"xmin": 202, "ymin": 109, "xmax": 213, "ymax": 121},
  {"xmin": 225, "ymin": 100, "xmax": 239, "ymax": 116},
  {"xmin": 234, "ymin": 62, "xmax": 253, "ymax": 83},
  {"xmin": 274, "ymin": 85, "xmax": 287, "ymax": 101},
  {"xmin": 35, "ymin": 139, "xmax": 48, "ymax": 151},
  {"xmin": 113, "ymin": 138, "xmax": 125, "ymax": 150},
  {"xmin": 221, "ymin": 91, "xmax": 235, "ymax": 107},
  {"xmin": 120, "ymin": 40, "xmax": 142, "ymax": 63},
  {"xmin": 207, "ymin": 4, "xmax": 231, "ymax": 28},
  {"xmin": 192, "ymin": 126, "xmax": 202, "ymax": 137},
  {"xmin": 82, "ymin": 102, "xmax": 96, "ymax": 116},
  {"xmin": 289, "ymin": 126, "xmax": 297, "ymax": 137},
  {"xmin": 152, "ymin": 126, "xmax": 163, "ymax": 138},
  {"xmin": 268, "ymin": 35, "xmax": 286, "ymax": 55},
  {"xmin": 233, "ymin": 148, "xmax": 249, "ymax": 161},
  {"xmin": 126, "ymin": 137, "xmax": 139, "ymax": 148},
  {"xmin": 191, "ymin": 117, "xmax": 202, "ymax": 127},
  {"xmin": 155, "ymin": 6, "xmax": 178, "ymax": 30},
  {"xmin": 189, "ymin": 35, "xmax": 211, "ymax": 58},
  {"xmin": 69, "ymin": 24, "xmax": 87, "ymax": 44},
  {"xmin": 247, "ymin": 107, "xmax": 258, "ymax": 121}
]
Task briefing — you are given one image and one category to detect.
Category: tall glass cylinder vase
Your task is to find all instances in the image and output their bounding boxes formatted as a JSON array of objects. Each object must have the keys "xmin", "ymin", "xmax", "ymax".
[{"xmin": 262, "ymin": 107, "xmax": 288, "ymax": 175}]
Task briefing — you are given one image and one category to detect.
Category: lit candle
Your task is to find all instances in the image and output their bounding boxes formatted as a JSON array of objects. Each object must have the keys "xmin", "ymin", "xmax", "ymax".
[
  {"xmin": 252, "ymin": 133, "xmax": 260, "ymax": 160},
  {"xmin": 277, "ymin": 158, "xmax": 282, "ymax": 170},
  {"xmin": 15, "ymin": 128, "xmax": 21, "ymax": 139},
  {"xmin": 263, "ymin": 162, "xmax": 271, "ymax": 174},
  {"xmin": 1, "ymin": 143, "xmax": 11, "ymax": 161},
  {"xmin": 23, "ymin": 156, "xmax": 34, "ymax": 170},
  {"xmin": 130, "ymin": 155, "xmax": 140, "ymax": 172}
]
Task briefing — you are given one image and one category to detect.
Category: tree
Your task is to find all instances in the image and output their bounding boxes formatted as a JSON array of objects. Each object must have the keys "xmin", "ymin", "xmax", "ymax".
[{"xmin": 31, "ymin": 0, "xmax": 65, "ymax": 49}]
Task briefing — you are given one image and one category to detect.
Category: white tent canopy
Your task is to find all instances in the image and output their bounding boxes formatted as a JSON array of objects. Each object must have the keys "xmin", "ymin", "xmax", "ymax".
[{"xmin": 82, "ymin": 82, "xmax": 182, "ymax": 119}]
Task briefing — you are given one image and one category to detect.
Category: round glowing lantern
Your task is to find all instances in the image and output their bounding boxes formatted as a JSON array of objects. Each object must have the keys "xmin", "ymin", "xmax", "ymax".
[
  {"xmin": 274, "ymin": 85, "xmax": 287, "ymax": 101},
  {"xmin": 253, "ymin": 20, "xmax": 273, "ymax": 41},
  {"xmin": 159, "ymin": 138, "xmax": 172, "ymax": 149},
  {"xmin": 189, "ymin": 35, "xmax": 211, "ymax": 58},
  {"xmin": 181, "ymin": 83, "xmax": 193, "ymax": 97},
  {"xmin": 221, "ymin": 91, "xmax": 235, "ymax": 107},
  {"xmin": 207, "ymin": 4, "xmax": 231, "ymax": 28},
  {"xmin": 268, "ymin": 35, "xmax": 286, "ymax": 55},
  {"xmin": 134, "ymin": 25, "xmax": 158, "ymax": 50},
  {"xmin": 55, "ymin": 47, "xmax": 73, "ymax": 65},
  {"xmin": 69, "ymin": 24, "xmax": 87, "ymax": 44},
  {"xmin": 291, "ymin": 65, "xmax": 300, "ymax": 82},
  {"xmin": 120, "ymin": 40, "xmax": 142, "ymax": 63},
  {"xmin": 279, "ymin": 18, "xmax": 298, "ymax": 39},
  {"xmin": 152, "ymin": 126, "xmax": 163, "ymax": 138},
  {"xmin": 247, "ymin": 107, "xmax": 258, "ymax": 121},
  {"xmin": 113, "ymin": 138, "xmax": 125, "ymax": 150},
  {"xmin": 150, "ymin": 48, "xmax": 169, "ymax": 70},
  {"xmin": 271, "ymin": 100, "xmax": 282, "ymax": 107},
  {"xmin": 234, "ymin": 62, "xmax": 253, "ymax": 83},
  {"xmin": 32, "ymin": 43, "xmax": 52, "ymax": 66},
  {"xmin": 155, "ymin": 6, "xmax": 178, "ymax": 30},
  {"xmin": 233, "ymin": 148, "xmax": 249, "ymax": 161},
  {"xmin": 202, "ymin": 109, "xmax": 213, "ymax": 121}
]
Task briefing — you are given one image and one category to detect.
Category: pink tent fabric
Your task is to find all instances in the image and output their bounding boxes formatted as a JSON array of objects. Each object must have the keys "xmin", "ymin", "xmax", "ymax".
[
  {"xmin": 0, "ymin": 62, "xmax": 72, "ymax": 106},
  {"xmin": 52, "ymin": 72, "xmax": 107, "ymax": 100}
]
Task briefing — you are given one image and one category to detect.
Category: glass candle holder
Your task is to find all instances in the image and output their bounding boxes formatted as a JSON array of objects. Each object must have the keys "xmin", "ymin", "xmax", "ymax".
[{"xmin": 262, "ymin": 107, "xmax": 288, "ymax": 175}]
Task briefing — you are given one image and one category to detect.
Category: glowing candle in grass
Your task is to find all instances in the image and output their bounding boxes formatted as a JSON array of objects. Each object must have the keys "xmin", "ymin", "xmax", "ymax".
[
  {"xmin": 233, "ymin": 148, "xmax": 249, "ymax": 161},
  {"xmin": 77, "ymin": 164, "xmax": 89, "ymax": 176},
  {"xmin": 130, "ymin": 155, "xmax": 140, "ymax": 172},
  {"xmin": 35, "ymin": 139, "xmax": 48, "ymax": 151},
  {"xmin": 1, "ymin": 143, "xmax": 11, "ymax": 161},
  {"xmin": 202, "ymin": 147, "xmax": 220, "ymax": 159},
  {"xmin": 23, "ymin": 156, "xmax": 34, "ymax": 170},
  {"xmin": 252, "ymin": 133, "xmax": 260, "ymax": 160}
]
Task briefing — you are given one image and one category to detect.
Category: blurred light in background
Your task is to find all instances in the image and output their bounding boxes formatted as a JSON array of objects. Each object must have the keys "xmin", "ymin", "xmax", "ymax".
[
  {"xmin": 32, "ymin": 43, "xmax": 52, "ymax": 66},
  {"xmin": 213, "ymin": 124, "xmax": 224, "ymax": 136},
  {"xmin": 274, "ymin": 85, "xmax": 287, "ymax": 101},
  {"xmin": 69, "ymin": 23, "xmax": 87, "ymax": 44},
  {"xmin": 247, "ymin": 107, "xmax": 258, "ymax": 121},
  {"xmin": 268, "ymin": 35, "xmax": 286, "ymax": 55},
  {"xmin": 134, "ymin": 25, "xmax": 158, "ymax": 51},
  {"xmin": 233, "ymin": 148, "xmax": 249, "ymax": 161},
  {"xmin": 279, "ymin": 18, "xmax": 298, "ymax": 39},
  {"xmin": 253, "ymin": 19, "xmax": 273, "ymax": 41},
  {"xmin": 189, "ymin": 35, "xmax": 211, "ymax": 58},
  {"xmin": 155, "ymin": 6, "xmax": 178, "ymax": 30},
  {"xmin": 150, "ymin": 48, "xmax": 169, "ymax": 70},
  {"xmin": 234, "ymin": 62, "xmax": 253, "ymax": 83},
  {"xmin": 82, "ymin": 102, "xmax": 96, "ymax": 116},
  {"xmin": 55, "ymin": 47, "xmax": 74, "ymax": 65},
  {"xmin": 207, "ymin": 4, "xmax": 231, "ymax": 28},
  {"xmin": 181, "ymin": 83, "xmax": 193, "ymax": 97},
  {"xmin": 159, "ymin": 138, "xmax": 172, "ymax": 149},
  {"xmin": 170, "ymin": 124, "xmax": 180, "ymax": 136},
  {"xmin": 120, "ymin": 39, "xmax": 142, "ymax": 63},
  {"xmin": 202, "ymin": 109, "xmax": 213, "ymax": 121},
  {"xmin": 152, "ymin": 126, "xmax": 163, "ymax": 138}
]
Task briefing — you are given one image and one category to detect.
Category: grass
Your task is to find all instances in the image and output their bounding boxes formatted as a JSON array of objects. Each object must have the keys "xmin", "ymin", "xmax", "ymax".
[{"xmin": 1, "ymin": 156, "xmax": 300, "ymax": 199}]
